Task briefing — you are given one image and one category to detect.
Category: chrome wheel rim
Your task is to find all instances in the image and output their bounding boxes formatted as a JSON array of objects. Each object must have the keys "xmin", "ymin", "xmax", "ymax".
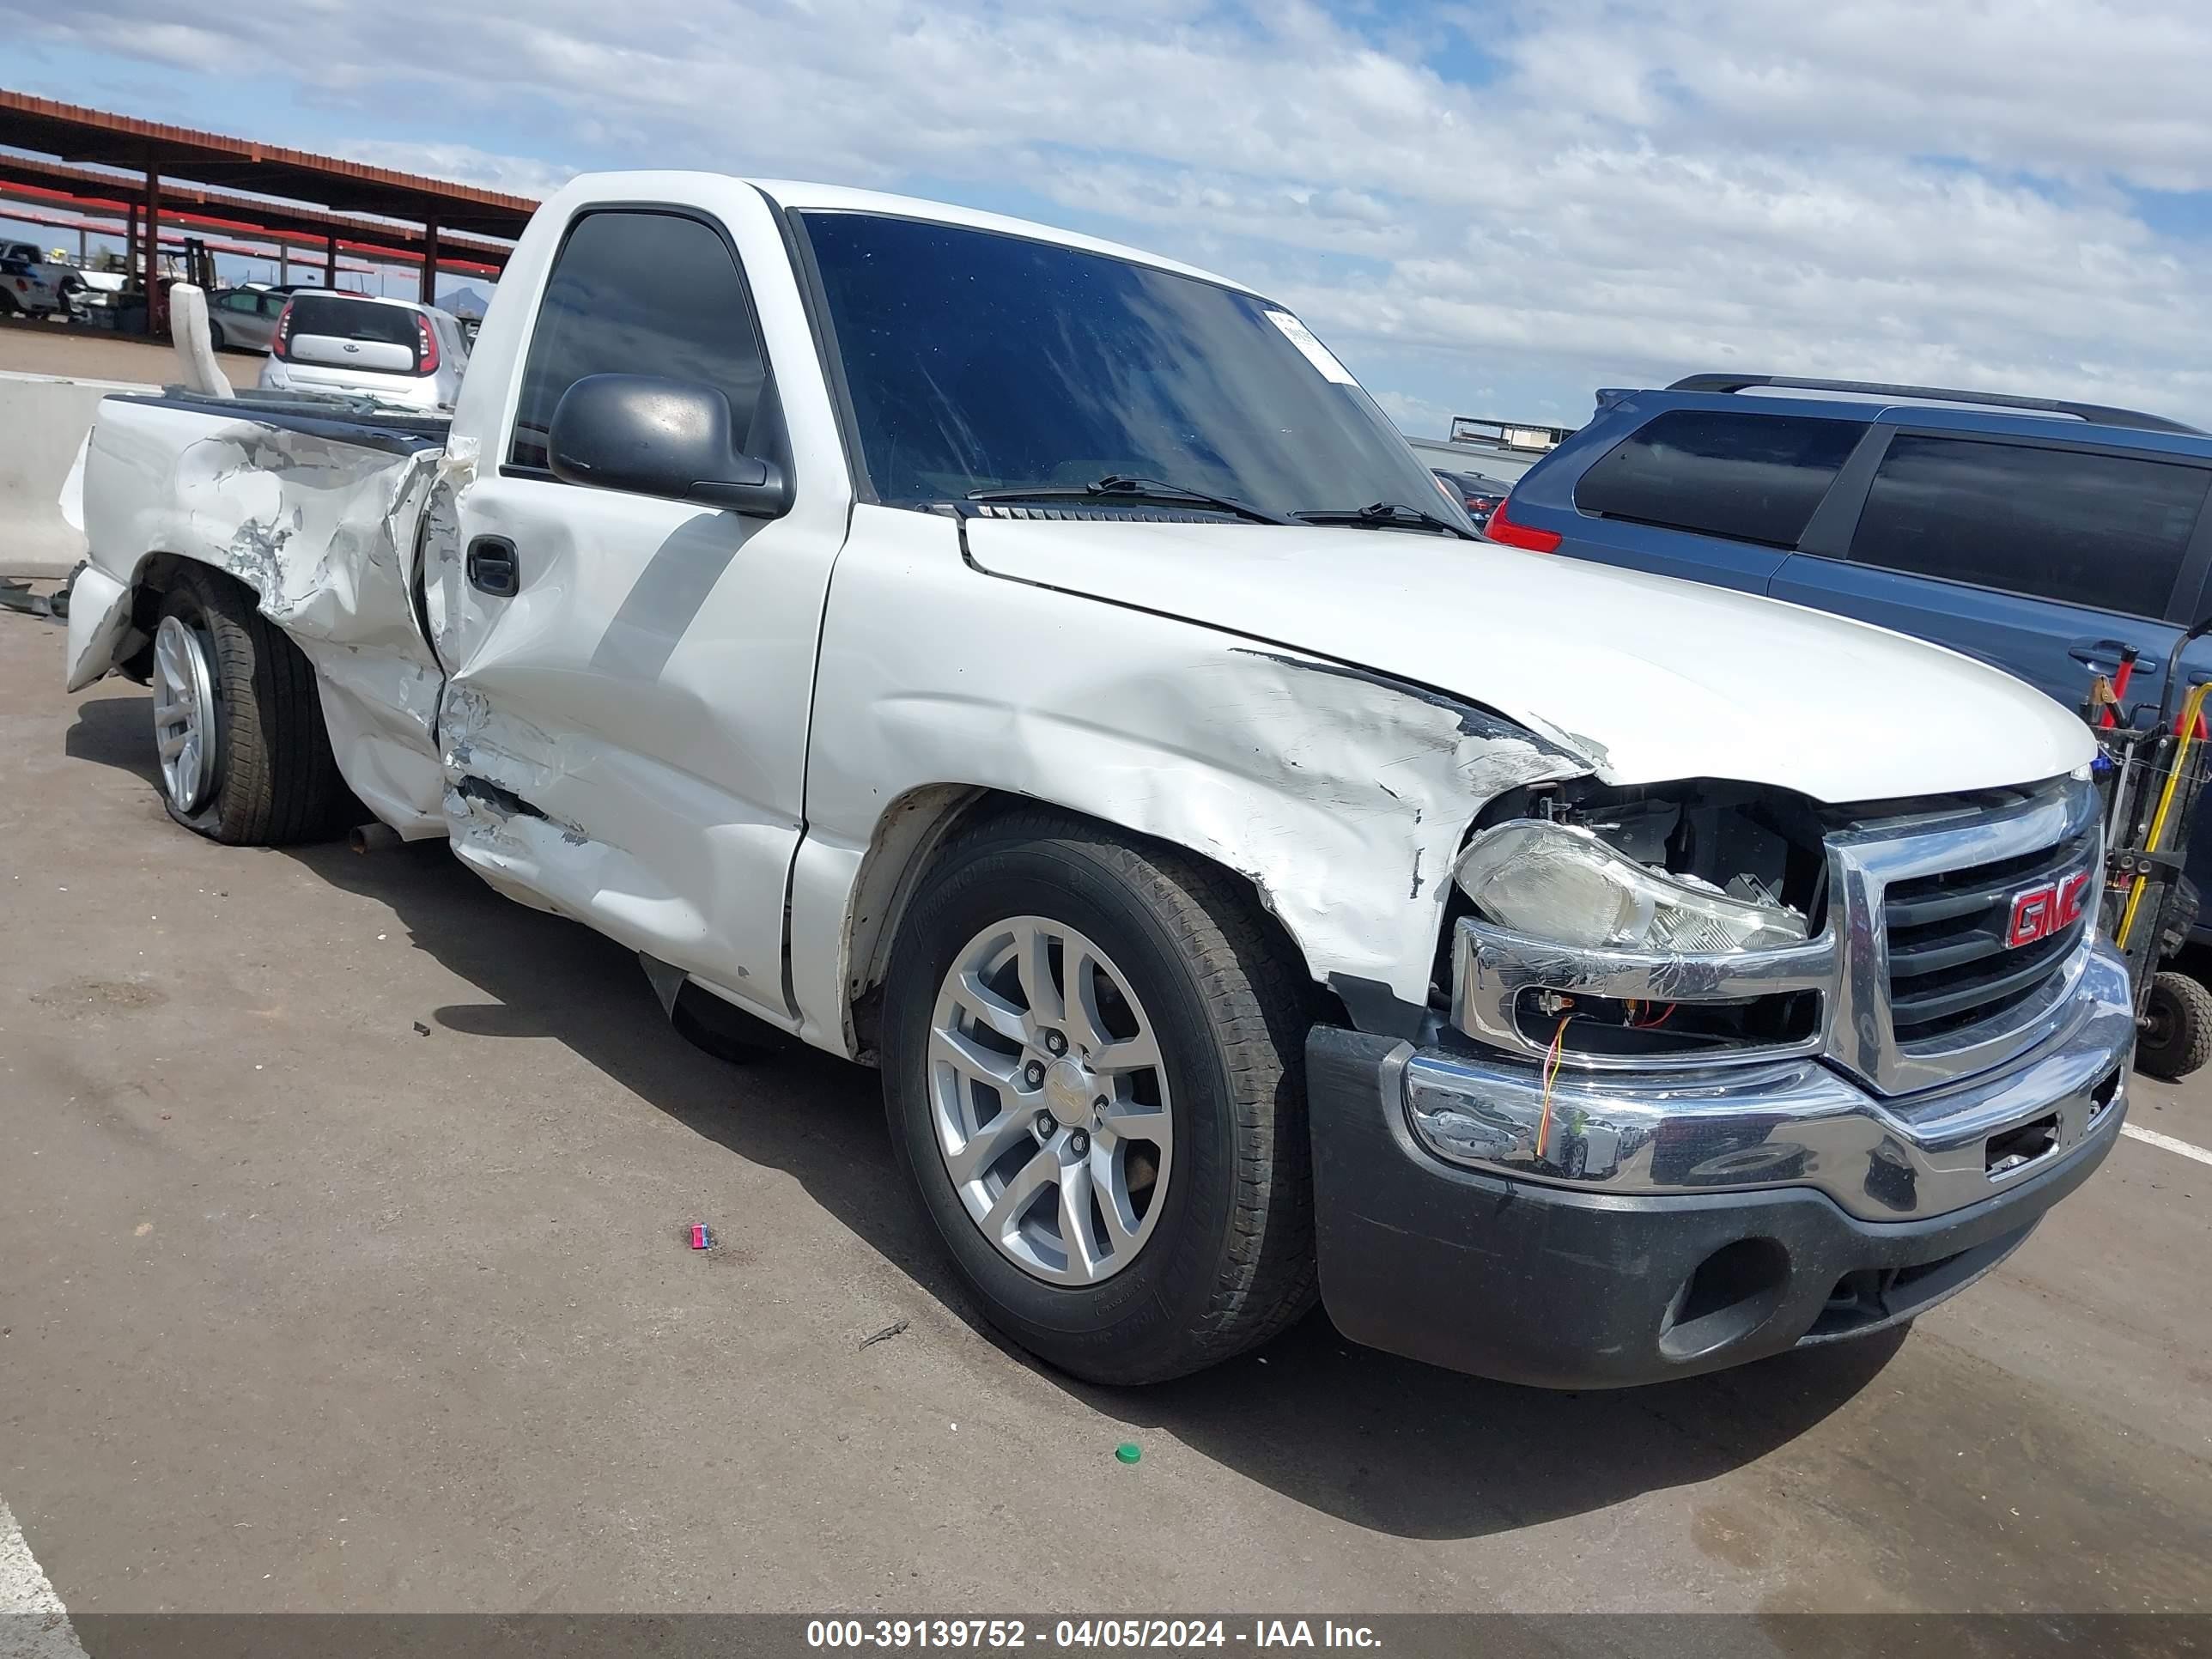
[
  {"xmin": 930, "ymin": 916, "xmax": 1174, "ymax": 1285},
  {"xmin": 152, "ymin": 614, "xmax": 217, "ymax": 814}
]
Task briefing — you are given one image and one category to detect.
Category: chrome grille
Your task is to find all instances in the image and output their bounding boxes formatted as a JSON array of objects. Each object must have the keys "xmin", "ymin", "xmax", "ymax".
[
  {"xmin": 1826, "ymin": 776, "xmax": 2102, "ymax": 1097},
  {"xmin": 1883, "ymin": 827, "xmax": 2100, "ymax": 1042}
]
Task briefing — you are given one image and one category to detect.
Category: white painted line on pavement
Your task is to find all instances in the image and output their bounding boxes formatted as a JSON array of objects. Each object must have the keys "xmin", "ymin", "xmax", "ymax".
[
  {"xmin": 2122, "ymin": 1122, "xmax": 2212, "ymax": 1168},
  {"xmin": 0, "ymin": 1499, "xmax": 88, "ymax": 1659}
]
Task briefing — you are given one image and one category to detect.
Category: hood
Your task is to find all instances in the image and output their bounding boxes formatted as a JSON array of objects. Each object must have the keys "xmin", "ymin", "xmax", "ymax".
[{"xmin": 963, "ymin": 519, "xmax": 2093, "ymax": 805}]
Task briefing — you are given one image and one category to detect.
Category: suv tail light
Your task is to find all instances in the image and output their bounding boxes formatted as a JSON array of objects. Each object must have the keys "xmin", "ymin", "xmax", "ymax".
[
  {"xmin": 270, "ymin": 301, "xmax": 295, "ymax": 360},
  {"xmin": 415, "ymin": 312, "xmax": 440, "ymax": 374},
  {"xmin": 1484, "ymin": 495, "xmax": 1562, "ymax": 552}
]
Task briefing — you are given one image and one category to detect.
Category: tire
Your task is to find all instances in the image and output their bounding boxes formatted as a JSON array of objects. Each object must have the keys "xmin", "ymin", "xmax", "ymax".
[
  {"xmin": 151, "ymin": 566, "xmax": 353, "ymax": 845},
  {"xmin": 0, "ymin": 290, "xmax": 16, "ymax": 317},
  {"xmin": 881, "ymin": 810, "xmax": 1318, "ymax": 1384},
  {"xmin": 206, "ymin": 320, "xmax": 226, "ymax": 352},
  {"xmin": 2138, "ymin": 969, "xmax": 2212, "ymax": 1080}
]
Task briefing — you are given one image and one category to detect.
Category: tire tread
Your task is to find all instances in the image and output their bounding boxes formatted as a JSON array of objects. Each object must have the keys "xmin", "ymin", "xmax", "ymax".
[
  {"xmin": 896, "ymin": 807, "xmax": 1320, "ymax": 1382},
  {"xmin": 164, "ymin": 566, "xmax": 350, "ymax": 845},
  {"xmin": 2142, "ymin": 968, "xmax": 2212, "ymax": 1080}
]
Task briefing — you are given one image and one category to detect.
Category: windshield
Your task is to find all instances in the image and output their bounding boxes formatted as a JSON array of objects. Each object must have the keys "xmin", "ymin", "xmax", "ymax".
[{"xmin": 797, "ymin": 211, "xmax": 1451, "ymax": 521}]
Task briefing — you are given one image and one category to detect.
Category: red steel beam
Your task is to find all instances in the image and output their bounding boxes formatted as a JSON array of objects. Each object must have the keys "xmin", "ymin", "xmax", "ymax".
[
  {"xmin": 0, "ymin": 153, "xmax": 514, "ymax": 266},
  {"xmin": 0, "ymin": 204, "xmax": 382, "ymax": 273},
  {"xmin": 0, "ymin": 180, "xmax": 507, "ymax": 276}
]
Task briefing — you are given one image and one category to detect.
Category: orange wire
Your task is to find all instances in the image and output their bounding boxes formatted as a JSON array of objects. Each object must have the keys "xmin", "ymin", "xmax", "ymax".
[{"xmin": 1535, "ymin": 1013, "xmax": 1571, "ymax": 1159}]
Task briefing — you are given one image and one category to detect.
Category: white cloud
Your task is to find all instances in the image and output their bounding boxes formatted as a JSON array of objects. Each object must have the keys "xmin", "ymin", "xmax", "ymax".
[
  {"xmin": 6, "ymin": 0, "xmax": 2211, "ymax": 422},
  {"xmin": 1370, "ymin": 388, "xmax": 1460, "ymax": 439},
  {"xmin": 343, "ymin": 141, "xmax": 580, "ymax": 203}
]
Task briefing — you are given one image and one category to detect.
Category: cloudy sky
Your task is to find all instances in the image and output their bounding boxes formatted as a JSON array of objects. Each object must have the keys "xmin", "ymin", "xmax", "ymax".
[{"xmin": 7, "ymin": 0, "xmax": 2210, "ymax": 434}]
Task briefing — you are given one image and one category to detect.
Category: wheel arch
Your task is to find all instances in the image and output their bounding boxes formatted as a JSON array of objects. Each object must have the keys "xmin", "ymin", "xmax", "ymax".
[
  {"xmin": 100, "ymin": 550, "xmax": 255, "ymax": 684},
  {"xmin": 838, "ymin": 783, "xmax": 1323, "ymax": 1062}
]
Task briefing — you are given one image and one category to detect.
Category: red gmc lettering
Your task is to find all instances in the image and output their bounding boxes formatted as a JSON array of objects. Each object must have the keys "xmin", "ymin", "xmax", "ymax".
[{"xmin": 2008, "ymin": 870, "xmax": 2091, "ymax": 949}]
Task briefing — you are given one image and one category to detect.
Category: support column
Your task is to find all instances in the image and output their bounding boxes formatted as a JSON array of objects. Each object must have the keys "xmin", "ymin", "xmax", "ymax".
[
  {"xmin": 123, "ymin": 204, "xmax": 138, "ymax": 278},
  {"xmin": 278, "ymin": 243, "xmax": 289, "ymax": 285},
  {"xmin": 143, "ymin": 153, "xmax": 165, "ymax": 337},
  {"xmin": 419, "ymin": 216, "xmax": 439, "ymax": 305},
  {"xmin": 325, "ymin": 233, "xmax": 337, "ymax": 289}
]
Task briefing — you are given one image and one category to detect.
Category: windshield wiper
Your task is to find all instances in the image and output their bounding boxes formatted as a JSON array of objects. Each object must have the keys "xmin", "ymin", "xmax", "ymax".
[
  {"xmin": 968, "ymin": 473, "xmax": 1293, "ymax": 526},
  {"xmin": 1292, "ymin": 501, "xmax": 1480, "ymax": 541}
]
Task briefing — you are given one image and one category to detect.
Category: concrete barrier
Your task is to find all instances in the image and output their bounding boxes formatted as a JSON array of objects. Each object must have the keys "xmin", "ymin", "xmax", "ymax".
[{"xmin": 0, "ymin": 368, "xmax": 155, "ymax": 580}]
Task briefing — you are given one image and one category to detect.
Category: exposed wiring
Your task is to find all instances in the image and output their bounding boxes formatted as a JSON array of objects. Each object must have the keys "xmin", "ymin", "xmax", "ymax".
[
  {"xmin": 1634, "ymin": 1002, "xmax": 1675, "ymax": 1030},
  {"xmin": 1535, "ymin": 1012, "xmax": 1572, "ymax": 1160}
]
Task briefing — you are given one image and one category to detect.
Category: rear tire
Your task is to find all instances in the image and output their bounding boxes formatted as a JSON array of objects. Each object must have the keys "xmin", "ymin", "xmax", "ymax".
[
  {"xmin": 152, "ymin": 567, "xmax": 353, "ymax": 845},
  {"xmin": 881, "ymin": 811, "xmax": 1318, "ymax": 1384},
  {"xmin": 2138, "ymin": 969, "xmax": 2212, "ymax": 1080},
  {"xmin": 206, "ymin": 320, "xmax": 226, "ymax": 352}
]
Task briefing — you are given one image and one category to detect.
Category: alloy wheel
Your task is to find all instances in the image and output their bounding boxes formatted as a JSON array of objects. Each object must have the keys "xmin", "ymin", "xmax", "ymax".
[
  {"xmin": 928, "ymin": 916, "xmax": 1174, "ymax": 1285},
  {"xmin": 152, "ymin": 613, "xmax": 218, "ymax": 814}
]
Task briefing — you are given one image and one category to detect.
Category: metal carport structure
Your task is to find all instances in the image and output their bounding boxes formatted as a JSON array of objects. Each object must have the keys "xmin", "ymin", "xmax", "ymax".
[{"xmin": 0, "ymin": 89, "xmax": 538, "ymax": 329}]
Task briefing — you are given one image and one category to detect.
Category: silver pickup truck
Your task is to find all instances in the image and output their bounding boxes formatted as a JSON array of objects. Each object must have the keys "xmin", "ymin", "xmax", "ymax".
[{"xmin": 61, "ymin": 171, "xmax": 2132, "ymax": 1389}]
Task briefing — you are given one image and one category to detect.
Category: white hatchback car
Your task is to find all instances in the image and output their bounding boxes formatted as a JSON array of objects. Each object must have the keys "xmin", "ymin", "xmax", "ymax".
[{"xmin": 259, "ymin": 290, "xmax": 470, "ymax": 410}]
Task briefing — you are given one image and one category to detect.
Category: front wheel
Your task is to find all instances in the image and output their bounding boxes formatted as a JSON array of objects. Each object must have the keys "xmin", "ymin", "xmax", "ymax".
[
  {"xmin": 881, "ymin": 811, "xmax": 1318, "ymax": 1384},
  {"xmin": 206, "ymin": 320, "xmax": 226, "ymax": 352}
]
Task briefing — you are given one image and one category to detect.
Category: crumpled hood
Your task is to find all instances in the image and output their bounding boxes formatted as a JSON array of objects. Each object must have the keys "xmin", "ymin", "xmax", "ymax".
[{"xmin": 963, "ymin": 519, "xmax": 2093, "ymax": 804}]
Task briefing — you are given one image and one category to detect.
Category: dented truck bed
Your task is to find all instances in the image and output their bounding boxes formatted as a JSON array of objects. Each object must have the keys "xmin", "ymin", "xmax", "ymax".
[{"xmin": 67, "ymin": 390, "xmax": 455, "ymax": 836}]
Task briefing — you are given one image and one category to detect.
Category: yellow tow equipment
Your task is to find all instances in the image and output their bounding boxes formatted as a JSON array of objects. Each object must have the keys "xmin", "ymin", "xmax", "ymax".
[{"xmin": 2115, "ymin": 678, "xmax": 2212, "ymax": 951}]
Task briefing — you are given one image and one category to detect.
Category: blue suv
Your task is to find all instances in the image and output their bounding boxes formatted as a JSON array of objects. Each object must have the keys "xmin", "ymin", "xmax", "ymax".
[{"xmin": 1492, "ymin": 375, "xmax": 2212, "ymax": 949}]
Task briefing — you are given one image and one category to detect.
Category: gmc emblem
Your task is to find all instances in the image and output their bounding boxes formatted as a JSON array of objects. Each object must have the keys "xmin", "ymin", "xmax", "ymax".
[{"xmin": 2007, "ymin": 870, "xmax": 2091, "ymax": 949}]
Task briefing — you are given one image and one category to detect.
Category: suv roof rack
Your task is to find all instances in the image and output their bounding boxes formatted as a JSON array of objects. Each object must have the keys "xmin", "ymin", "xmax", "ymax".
[{"xmin": 1665, "ymin": 374, "xmax": 2203, "ymax": 436}]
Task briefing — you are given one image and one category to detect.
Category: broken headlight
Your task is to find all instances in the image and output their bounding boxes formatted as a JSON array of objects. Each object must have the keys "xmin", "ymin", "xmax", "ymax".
[{"xmin": 1452, "ymin": 818, "xmax": 1808, "ymax": 953}]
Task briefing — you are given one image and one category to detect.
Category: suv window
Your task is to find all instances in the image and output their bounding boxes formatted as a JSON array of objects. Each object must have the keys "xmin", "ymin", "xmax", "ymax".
[
  {"xmin": 1848, "ymin": 435, "xmax": 2210, "ymax": 617},
  {"xmin": 508, "ymin": 209, "xmax": 767, "ymax": 474},
  {"xmin": 1575, "ymin": 409, "xmax": 1866, "ymax": 547}
]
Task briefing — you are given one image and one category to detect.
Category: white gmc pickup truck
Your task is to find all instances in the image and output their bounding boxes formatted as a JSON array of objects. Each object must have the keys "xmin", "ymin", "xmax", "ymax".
[{"xmin": 62, "ymin": 172, "xmax": 2133, "ymax": 1389}]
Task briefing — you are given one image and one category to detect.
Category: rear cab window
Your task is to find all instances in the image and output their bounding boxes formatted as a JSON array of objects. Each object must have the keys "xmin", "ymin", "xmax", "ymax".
[
  {"xmin": 1845, "ymin": 434, "xmax": 2212, "ymax": 617},
  {"xmin": 1574, "ymin": 408, "xmax": 1868, "ymax": 547}
]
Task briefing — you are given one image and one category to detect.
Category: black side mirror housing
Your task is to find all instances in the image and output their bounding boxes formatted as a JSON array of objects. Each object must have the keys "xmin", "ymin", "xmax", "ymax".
[{"xmin": 548, "ymin": 373, "xmax": 793, "ymax": 519}]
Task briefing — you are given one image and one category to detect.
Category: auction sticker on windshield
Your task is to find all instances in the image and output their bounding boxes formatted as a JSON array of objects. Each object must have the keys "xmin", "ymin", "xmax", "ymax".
[{"xmin": 1263, "ymin": 310, "xmax": 1358, "ymax": 384}]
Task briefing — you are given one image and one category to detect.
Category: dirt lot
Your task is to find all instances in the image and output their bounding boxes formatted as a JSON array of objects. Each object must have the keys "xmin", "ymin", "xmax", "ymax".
[
  {"xmin": 0, "ymin": 313, "xmax": 258, "ymax": 387},
  {"xmin": 1, "ymin": 599, "xmax": 2209, "ymax": 1629}
]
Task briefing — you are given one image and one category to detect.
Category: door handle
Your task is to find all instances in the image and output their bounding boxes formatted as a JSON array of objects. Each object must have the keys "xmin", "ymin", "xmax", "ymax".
[
  {"xmin": 2068, "ymin": 637, "xmax": 2159, "ymax": 674},
  {"xmin": 466, "ymin": 535, "xmax": 520, "ymax": 598}
]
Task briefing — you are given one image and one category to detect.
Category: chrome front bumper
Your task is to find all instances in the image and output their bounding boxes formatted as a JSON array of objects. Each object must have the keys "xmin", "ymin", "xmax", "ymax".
[{"xmin": 1407, "ymin": 935, "xmax": 2134, "ymax": 1223}]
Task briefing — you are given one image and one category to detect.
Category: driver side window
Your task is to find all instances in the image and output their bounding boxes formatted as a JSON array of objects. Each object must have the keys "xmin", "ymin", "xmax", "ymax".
[{"xmin": 507, "ymin": 208, "xmax": 769, "ymax": 475}]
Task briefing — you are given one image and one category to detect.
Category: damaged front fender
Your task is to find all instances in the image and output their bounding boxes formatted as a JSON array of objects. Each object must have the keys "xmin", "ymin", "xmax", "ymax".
[{"xmin": 796, "ymin": 507, "xmax": 1597, "ymax": 1037}]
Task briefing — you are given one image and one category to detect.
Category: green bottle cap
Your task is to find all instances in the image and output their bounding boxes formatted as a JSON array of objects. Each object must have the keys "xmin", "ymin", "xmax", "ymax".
[{"xmin": 1115, "ymin": 1443, "xmax": 1141, "ymax": 1464}]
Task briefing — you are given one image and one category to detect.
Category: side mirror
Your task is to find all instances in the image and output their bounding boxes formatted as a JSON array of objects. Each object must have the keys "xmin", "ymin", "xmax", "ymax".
[{"xmin": 548, "ymin": 373, "xmax": 792, "ymax": 519}]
